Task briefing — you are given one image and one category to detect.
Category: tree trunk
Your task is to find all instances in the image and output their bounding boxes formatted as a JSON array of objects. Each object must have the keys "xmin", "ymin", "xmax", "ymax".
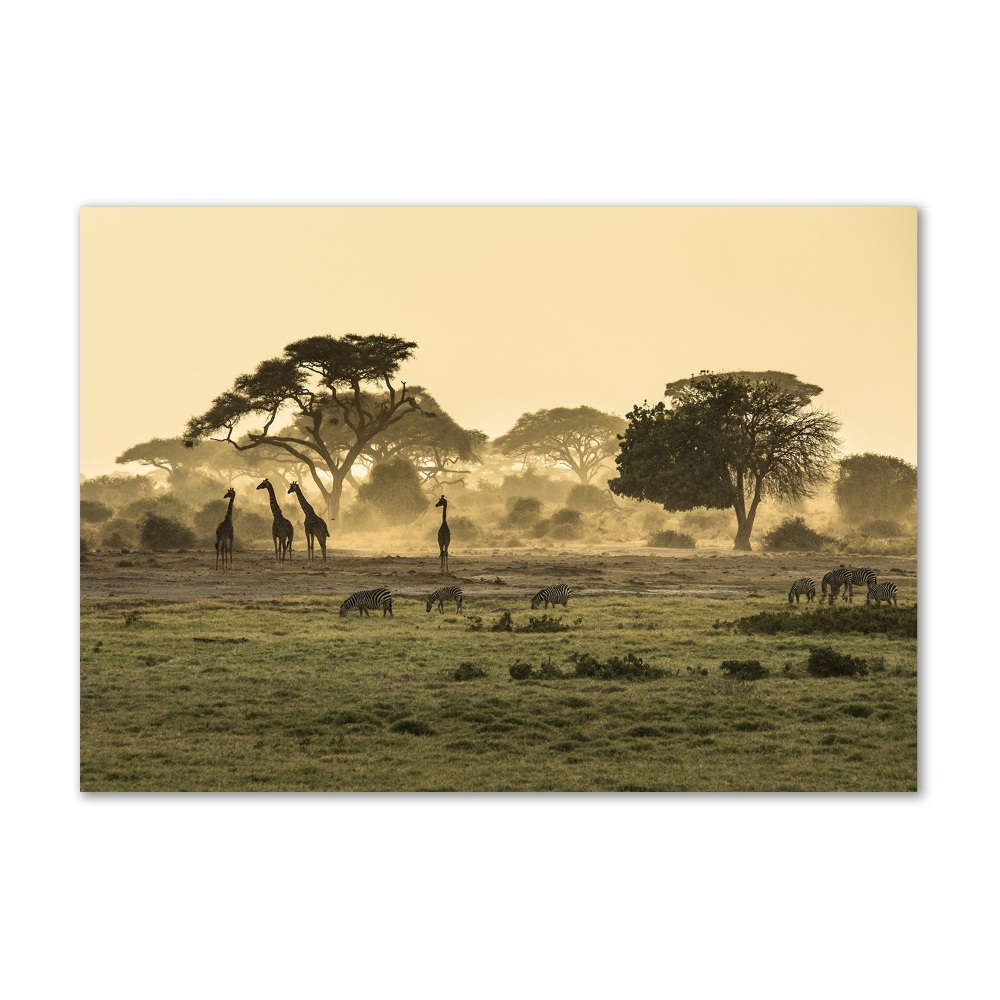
[
  {"xmin": 327, "ymin": 477, "xmax": 344, "ymax": 525},
  {"xmin": 733, "ymin": 520, "xmax": 753, "ymax": 551},
  {"xmin": 732, "ymin": 495, "xmax": 760, "ymax": 551}
]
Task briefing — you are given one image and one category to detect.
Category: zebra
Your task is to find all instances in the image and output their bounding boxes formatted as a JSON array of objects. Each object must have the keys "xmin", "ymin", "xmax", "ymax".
[
  {"xmin": 866, "ymin": 582, "xmax": 898, "ymax": 607},
  {"xmin": 426, "ymin": 587, "xmax": 463, "ymax": 614},
  {"xmin": 821, "ymin": 568, "xmax": 854, "ymax": 604},
  {"xmin": 850, "ymin": 567, "xmax": 878, "ymax": 595},
  {"xmin": 339, "ymin": 588, "xmax": 394, "ymax": 618},
  {"xmin": 531, "ymin": 584, "xmax": 570, "ymax": 610},
  {"xmin": 788, "ymin": 578, "xmax": 816, "ymax": 604}
]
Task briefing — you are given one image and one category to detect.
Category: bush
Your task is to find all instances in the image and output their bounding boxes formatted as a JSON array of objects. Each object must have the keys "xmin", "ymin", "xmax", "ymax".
[
  {"xmin": 354, "ymin": 457, "xmax": 429, "ymax": 525},
  {"xmin": 101, "ymin": 516, "xmax": 138, "ymax": 549},
  {"xmin": 80, "ymin": 500, "xmax": 113, "ymax": 524},
  {"xmin": 509, "ymin": 661, "xmax": 534, "ymax": 680},
  {"xmin": 504, "ymin": 496, "xmax": 544, "ymax": 528},
  {"xmin": 806, "ymin": 646, "xmax": 869, "ymax": 677},
  {"xmin": 717, "ymin": 605, "xmax": 917, "ymax": 639},
  {"xmin": 567, "ymin": 651, "xmax": 665, "ymax": 680},
  {"xmin": 720, "ymin": 659, "xmax": 770, "ymax": 680},
  {"xmin": 567, "ymin": 484, "xmax": 612, "ymax": 513},
  {"xmin": 762, "ymin": 516, "xmax": 834, "ymax": 551},
  {"xmin": 490, "ymin": 611, "xmax": 515, "ymax": 632},
  {"xmin": 858, "ymin": 518, "xmax": 906, "ymax": 538},
  {"xmin": 518, "ymin": 615, "xmax": 569, "ymax": 633},
  {"xmin": 390, "ymin": 718, "xmax": 436, "ymax": 735},
  {"xmin": 648, "ymin": 529, "xmax": 696, "ymax": 549},
  {"xmin": 453, "ymin": 663, "xmax": 487, "ymax": 681},
  {"xmin": 138, "ymin": 513, "xmax": 196, "ymax": 550}
]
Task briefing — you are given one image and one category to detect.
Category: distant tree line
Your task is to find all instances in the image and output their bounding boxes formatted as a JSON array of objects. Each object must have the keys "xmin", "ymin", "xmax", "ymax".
[{"xmin": 90, "ymin": 336, "xmax": 915, "ymax": 552}]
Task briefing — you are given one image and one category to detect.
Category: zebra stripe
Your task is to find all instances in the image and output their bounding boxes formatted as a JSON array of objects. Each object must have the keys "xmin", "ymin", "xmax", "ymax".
[
  {"xmin": 426, "ymin": 587, "xmax": 464, "ymax": 613},
  {"xmin": 822, "ymin": 569, "xmax": 854, "ymax": 604},
  {"xmin": 866, "ymin": 582, "xmax": 898, "ymax": 607},
  {"xmin": 339, "ymin": 588, "xmax": 394, "ymax": 618},
  {"xmin": 850, "ymin": 568, "xmax": 878, "ymax": 593},
  {"xmin": 788, "ymin": 578, "xmax": 816, "ymax": 604},
  {"xmin": 531, "ymin": 584, "xmax": 571, "ymax": 610}
]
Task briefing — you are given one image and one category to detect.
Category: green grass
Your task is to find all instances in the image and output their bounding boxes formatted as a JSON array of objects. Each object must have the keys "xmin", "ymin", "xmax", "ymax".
[{"xmin": 80, "ymin": 594, "xmax": 917, "ymax": 792}]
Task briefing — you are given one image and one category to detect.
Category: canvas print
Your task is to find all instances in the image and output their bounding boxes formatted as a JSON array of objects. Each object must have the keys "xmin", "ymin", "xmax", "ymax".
[{"xmin": 80, "ymin": 207, "xmax": 917, "ymax": 792}]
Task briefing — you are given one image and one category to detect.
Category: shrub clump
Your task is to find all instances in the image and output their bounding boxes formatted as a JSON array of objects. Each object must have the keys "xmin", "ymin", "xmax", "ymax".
[
  {"xmin": 490, "ymin": 611, "xmax": 515, "ymax": 633},
  {"xmin": 720, "ymin": 659, "xmax": 770, "ymax": 680},
  {"xmin": 80, "ymin": 500, "xmax": 113, "ymax": 524},
  {"xmin": 567, "ymin": 651, "xmax": 665, "ymax": 680},
  {"xmin": 390, "ymin": 718, "xmax": 436, "ymax": 735},
  {"xmin": 647, "ymin": 529, "xmax": 696, "ymax": 549},
  {"xmin": 518, "ymin": 615, "xmax": 569, "ymax": 633},
  {"xmin": 139, "ymin": 513, "xmax": 196, "ymax": 550},
  {"xmin": 806, "ymin": 646, "xmax": 869, "ymax": 677},
  {"xmin": 858, "ymin": 519, "xmax": 907, "ymax": 538},
  {"xmin": 504, "ymin": 496, "xmax": 544, "ymax": 528},
  {"xmin": 718, "ymin": 604, "xmax": 917, "ymax": 639},
  {"xmin": 453, "ymin": 663, "xmax": 487, "ymax": 681},
  {"xmin": 508, "ymin": 652, "xmax": 664, "ymax": 681},
  {"xmin": 761, "ymin": 516, "xmax": 833, "ymax": 551}
]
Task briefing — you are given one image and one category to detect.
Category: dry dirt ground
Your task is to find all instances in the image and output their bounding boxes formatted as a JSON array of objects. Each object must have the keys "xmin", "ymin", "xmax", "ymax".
[{"xmin": 80, "ymin": 543, "xmax": 918, "ymax": 605}]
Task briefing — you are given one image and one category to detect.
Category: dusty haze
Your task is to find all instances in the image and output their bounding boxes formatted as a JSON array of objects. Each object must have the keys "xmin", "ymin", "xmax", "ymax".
[{"xmin": 80, "ymin": 206, "xmax": 916, "ymax": 477}]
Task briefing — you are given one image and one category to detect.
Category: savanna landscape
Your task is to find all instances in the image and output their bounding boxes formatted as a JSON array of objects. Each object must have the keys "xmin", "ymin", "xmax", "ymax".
[
  {"xmin": 81, "ymin": 485, "xmax": 918, "ymax": 792},
  {"xmin": 80, "ymin": 208, "xmax": 917, "ymax": 793}
]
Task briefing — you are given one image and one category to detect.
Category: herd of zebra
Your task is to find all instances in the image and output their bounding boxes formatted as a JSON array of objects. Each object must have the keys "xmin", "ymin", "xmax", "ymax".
[
  {"xmin": 788, "ymin": 567, "xmax": 899, "ymax": 607},
  {"xmin": 337, "ymin": 584, "xmax": 572, "ymax": 619}
]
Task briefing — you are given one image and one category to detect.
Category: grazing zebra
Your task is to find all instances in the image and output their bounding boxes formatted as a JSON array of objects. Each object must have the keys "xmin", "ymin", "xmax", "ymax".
[
  {"xmin": 339, "ymin": 588, "xmax": 394, "ymax": 618},
  {"xmin": 850, "ymin": 567, "xmax": 878, "ymax": 596},
  {"xmin": 788, "ymin": 578, "xmax": 816, "ymax": 604},
  {"xmin": 821, "ymin": 568, "xmax": 854, "ymax": 604},
  {"xmin": 426, "ymin": 586, "xmax": 464, "ymax": 614},
  {"xmin": 866, "ymin": 582, "xmax": 898, "ymax": 607},
  {"xmin": 531, "ymin": 584, "xmax": 571, "ymax": 610}
]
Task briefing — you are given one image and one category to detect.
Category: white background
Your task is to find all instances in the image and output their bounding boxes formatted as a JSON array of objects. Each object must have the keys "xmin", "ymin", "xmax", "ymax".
[{"xmin": 3, "ymin": 2, "xmax": 994, "ymax": 997}]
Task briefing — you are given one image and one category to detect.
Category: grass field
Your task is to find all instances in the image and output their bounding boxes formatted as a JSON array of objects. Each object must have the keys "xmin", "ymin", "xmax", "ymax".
[{"xmin": 80, "ymin": 550, "xmax": 917, "ymax": 792}]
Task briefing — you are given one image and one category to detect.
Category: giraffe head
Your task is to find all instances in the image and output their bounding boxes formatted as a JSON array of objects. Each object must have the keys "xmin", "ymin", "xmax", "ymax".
[
  {"xmin": 435, "ymin": 495, "xmax": 447, "ymax": 509},
  {"xmin": 256, "ymin": 479, "xmax": 271, "ymax": 491},
  {"xmin": 287, "ymin": 481, "xmax": 299, "ymax": 495},
  {"xmin": 223, "ymin": 488, "xmax": 236, "ymax": 500}
]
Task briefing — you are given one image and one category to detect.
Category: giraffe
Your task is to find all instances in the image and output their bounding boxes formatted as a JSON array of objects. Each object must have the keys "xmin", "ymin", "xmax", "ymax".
[
  {"xmin": 256, "ymin": 479, "xmax": 294, "ymax": 563},
  {"xmin": 436, "ymin": 494, "xmax": 451, "ymax": 575},
  {"xmin": 215, "ymin": 487, "xmax": 236, "ymax": 570},
  {"xmin": 287, "ymin": 482, "xmax": 331, "ymax": 563}
]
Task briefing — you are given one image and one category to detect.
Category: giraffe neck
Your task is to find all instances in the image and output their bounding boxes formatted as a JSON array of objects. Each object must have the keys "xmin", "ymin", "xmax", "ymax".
[
  {"xmin": 224, "ymin": 495, "xmax": 235, "ymax": 524},
  {"xmin": 263, "ymin": 483, "xmax": 282, "ymax": 518},
  {"xmin": 294, "ymin": 487, "xmax": 316, "ymax": 518},
  {"xmin": 440, "ymin": 504, "xmax": 448, "ymax": 525}
]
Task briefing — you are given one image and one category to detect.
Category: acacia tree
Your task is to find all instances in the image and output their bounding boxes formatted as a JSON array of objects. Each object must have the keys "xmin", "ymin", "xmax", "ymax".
[
  {"xmin": 315, "ymin": 386, "xmax": 486, "ymax": 490},
  {"xmin": 610, "ymin": 372, "xmax": 841, "ymax": 550},
  {"xmin": 493, "ymin": 406, "xmax": 626, "ymax": 485},
  {"xmin": 116, "ymin": 437, "xmax": 230, "ymax": 482},
  {"xmin": 183, "ymin": 334, "xmax": 430, "ymax": 522},
  {"xmin": 833, "ymin": 453, "xmax": 917, "ymax": 524}
]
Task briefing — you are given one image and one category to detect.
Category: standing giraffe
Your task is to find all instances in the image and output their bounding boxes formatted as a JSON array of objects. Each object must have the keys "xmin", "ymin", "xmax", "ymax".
[
  {"xmin": 256, "ymin": 479, "xmax": 294, "ymax": 563},
  {"xmin": 215, "ymin": 488, "xmax": 236, "ymax": 570},
  {"xmin": 287, "ymin": 482, "xmax": 331, "ymax": 563},
  {"xmin": 436, "ymin": 494, "xmax": 451, "ymax": 575}
]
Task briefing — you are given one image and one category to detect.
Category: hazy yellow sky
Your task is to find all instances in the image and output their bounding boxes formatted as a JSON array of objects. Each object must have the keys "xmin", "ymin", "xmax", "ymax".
[{"xmin": 80, "ymin": 207, "xmax": 916, "ymax": 477}]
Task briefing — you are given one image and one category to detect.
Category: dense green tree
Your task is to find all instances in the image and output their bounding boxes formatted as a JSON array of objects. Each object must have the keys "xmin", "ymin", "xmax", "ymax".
[
  {"xmin": 352, "ymin": 456, "xmax": 429, "ymax": 525},
  {"xmin": 493, "ymin": 406, "xmax": 626, "ymax": 484},
  {"xmin": 610, "ymin": 372, "xmax": 841, "ymax": 550},
  {"xmin": 833, "ymin": 453, "xmax": 917, "ymax": 524},
  {"xmin": 183, "ymin": 334, "xmax": 431, "ymax": 522}
]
